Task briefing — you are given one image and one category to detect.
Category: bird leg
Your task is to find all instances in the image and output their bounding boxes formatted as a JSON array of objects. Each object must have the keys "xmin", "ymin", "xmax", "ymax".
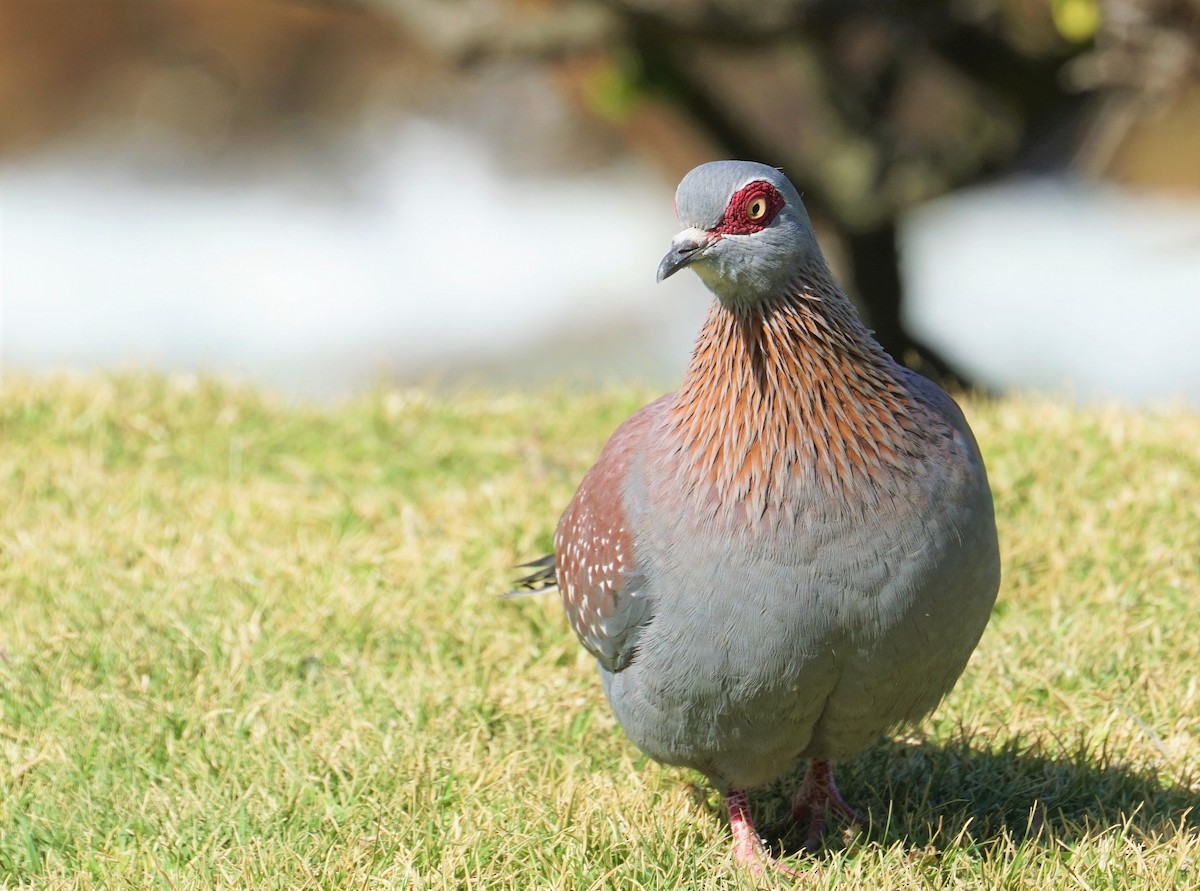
[
  {"xmin": 726, "ymin": 789, "xmax": 802, "ymax": 877},
  {"xmin": 789, "ymin": 759, "xmax": 862, "ymax": 850}
]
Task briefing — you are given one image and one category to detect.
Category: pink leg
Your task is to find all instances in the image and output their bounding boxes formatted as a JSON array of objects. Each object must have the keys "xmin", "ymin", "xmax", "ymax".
[
  {"xmin": 726, "ymin": 789, "xmax": 802, "ymax": 878},
  {"xmin": 790, "ymin": 759, "xmax": 862, "ymax": 850}
]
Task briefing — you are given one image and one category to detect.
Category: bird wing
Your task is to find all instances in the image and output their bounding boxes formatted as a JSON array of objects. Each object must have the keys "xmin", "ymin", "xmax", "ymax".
[{"xmin": 554, "ymin": 400, "xmax": 666, "ymax": 673}]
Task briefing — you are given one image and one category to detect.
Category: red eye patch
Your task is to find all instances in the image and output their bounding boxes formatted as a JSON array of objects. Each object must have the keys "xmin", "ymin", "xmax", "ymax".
[{"xmin": 714, "ymin": 181, "xmax": 785, "ymax": 236}]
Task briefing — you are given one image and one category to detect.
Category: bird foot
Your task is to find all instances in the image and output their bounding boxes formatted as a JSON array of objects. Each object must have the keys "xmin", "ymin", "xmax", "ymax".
[
  {"xmin": 789, "ymin": 759, "xmax": 862, "ymax": 850},
  {"xmin": 726, "ymin": 789, "xmax": 804, "ymax": 878}
]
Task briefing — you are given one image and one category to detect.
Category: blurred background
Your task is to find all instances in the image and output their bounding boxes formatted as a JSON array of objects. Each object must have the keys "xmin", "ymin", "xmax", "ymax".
[{"xmin": 1, "ymin": 0, "xmax": 1198, "ymax": 403}]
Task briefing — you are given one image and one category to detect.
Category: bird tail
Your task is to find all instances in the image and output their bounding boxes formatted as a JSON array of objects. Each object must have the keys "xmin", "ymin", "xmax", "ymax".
[{"xmin": 501, "ymin": 553, "xmax": 558, "ymax": 598}]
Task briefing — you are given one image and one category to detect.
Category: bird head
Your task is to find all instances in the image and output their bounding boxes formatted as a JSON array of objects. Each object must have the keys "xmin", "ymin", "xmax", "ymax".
[{"xmin": 657, "ymin": 161, "xmax": 820, "ymax": 308}]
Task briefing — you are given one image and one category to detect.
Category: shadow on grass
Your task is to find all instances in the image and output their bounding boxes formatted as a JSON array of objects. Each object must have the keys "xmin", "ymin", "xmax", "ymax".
[{"xmin": 742, "ymin": 733, "xmax": 1198, "ymax": 858}]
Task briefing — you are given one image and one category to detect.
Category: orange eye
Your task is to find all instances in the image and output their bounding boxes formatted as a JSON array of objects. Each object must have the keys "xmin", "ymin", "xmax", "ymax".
[{"xmin": 747, "ymin": 197, "xmax": 767, "ymax": 221}]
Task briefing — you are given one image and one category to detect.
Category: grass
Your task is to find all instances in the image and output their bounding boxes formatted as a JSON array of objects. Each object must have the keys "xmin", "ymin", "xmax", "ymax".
[{"xmin": 0, "ymin": 372, "xmax": 1197, "ymax": 890}]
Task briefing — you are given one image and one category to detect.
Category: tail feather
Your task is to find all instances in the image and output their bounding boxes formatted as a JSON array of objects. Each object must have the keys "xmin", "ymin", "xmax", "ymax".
[{"xmin": 501, "ymin": 553, "xmax": 558, "ymax": 598}]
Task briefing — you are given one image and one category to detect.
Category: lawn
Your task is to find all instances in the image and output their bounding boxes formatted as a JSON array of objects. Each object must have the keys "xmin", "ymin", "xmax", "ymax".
[{"xmin": 1, "ymin": 374, "xmax": 1197, "ymax": 889}]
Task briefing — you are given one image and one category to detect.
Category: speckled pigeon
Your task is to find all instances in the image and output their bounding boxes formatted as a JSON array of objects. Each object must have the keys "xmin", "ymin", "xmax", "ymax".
[{"xmin": 514, "ymin": 160, "xmax": 1000, "ymax": 872}]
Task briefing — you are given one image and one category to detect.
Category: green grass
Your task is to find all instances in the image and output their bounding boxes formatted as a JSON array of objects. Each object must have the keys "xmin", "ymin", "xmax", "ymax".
[{"xmin": 1, "ymin": 373, "xmax": 1197, "ymax": 890}]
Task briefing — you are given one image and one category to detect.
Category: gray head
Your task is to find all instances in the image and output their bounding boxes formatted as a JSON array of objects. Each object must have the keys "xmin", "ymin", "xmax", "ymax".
[{"xmin": 657, "ymin": 161, "xmax": 821, "ymax": 307}]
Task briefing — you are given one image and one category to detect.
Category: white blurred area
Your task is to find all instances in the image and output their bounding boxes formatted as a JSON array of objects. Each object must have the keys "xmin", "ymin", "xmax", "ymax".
[
  {"xmin": 2, "ymin": 121, "xmax": 1199, "ymax": 404},
  {"xmin": 903, "ymin": 178, "xmax": 1200, "ymax": 405},
  {"xmin": 0, "ymin": 119, "xmax": 709, "ymax": 398}
]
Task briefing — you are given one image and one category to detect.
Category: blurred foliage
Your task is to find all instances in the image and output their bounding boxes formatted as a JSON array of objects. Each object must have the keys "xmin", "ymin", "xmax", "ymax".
[
  {"xmin": 1, "ymin": 0, "xmax": 1195, "ymax": 387},
  {"xmin": 4, "ymin": 0, "xmax": 1196, "ymax": 185},
  {"xmin": 1052, "ymin": 0, "xmax": 1104, "ymax": 42}
]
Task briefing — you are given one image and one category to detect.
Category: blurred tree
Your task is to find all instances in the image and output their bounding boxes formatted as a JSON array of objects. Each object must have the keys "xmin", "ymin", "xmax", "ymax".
[
  {"xmin": 378, "ymin": 0, "xmax": 1200, "ymax": 386},
  {"xmin": 0, "ymin": 0, "xmax": 417, "ymax": 160},
  {"xmin": 3, "ymin": 0, "xmax": 1196, "ymax": 386}
]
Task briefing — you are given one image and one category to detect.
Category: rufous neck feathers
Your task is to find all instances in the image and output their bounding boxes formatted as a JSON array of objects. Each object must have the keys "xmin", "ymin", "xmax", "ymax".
[{"xmin": 669, "ymin": 267, "xmax": 929, "ymax": 515}]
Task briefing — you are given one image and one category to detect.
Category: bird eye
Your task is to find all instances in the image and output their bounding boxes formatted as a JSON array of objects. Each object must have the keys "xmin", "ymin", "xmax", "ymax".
[{"xmin": 717, "ymin": 182, "xmax": 780, "ymax": 235}]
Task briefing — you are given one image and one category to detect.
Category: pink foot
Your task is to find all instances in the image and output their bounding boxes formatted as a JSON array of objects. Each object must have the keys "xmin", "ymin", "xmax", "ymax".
[
  {"xmin": 790, "ymin": 760, "xmax": 863, "ymax": 850},
  {"xmin": 726, "ymin": 789, "xmax": 803, "ymax": 878}
]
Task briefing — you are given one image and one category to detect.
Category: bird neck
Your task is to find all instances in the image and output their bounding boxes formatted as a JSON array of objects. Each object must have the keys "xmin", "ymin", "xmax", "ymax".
[{"xmin": 669, "ymin": 265, "xmax": 927, "ymax": 513}]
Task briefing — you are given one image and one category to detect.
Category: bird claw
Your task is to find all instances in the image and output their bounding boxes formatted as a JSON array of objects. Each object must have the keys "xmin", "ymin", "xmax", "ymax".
[
  {"xmin": 739, "ymin": 847, "xmax": 805, "ymax": 880},
  {"xmin": 727, "ymin": 790, "xmax": 805, "ymax": 878},
  {"xmin": 788, "ymin": 759, "xmax": 863, "ymax": 849}
]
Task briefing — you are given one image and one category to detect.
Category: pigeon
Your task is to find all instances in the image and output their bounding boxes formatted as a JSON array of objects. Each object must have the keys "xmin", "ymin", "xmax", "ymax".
[{"xmin": 515, "ymin": 160, "xmax": 1001, "ymax": 872}]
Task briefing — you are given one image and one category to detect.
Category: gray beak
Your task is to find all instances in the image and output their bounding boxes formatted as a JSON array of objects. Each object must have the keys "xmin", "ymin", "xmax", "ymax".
[{"xmin": 656, "ymin": 228, "xmax": 711, "ymax": 282}]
